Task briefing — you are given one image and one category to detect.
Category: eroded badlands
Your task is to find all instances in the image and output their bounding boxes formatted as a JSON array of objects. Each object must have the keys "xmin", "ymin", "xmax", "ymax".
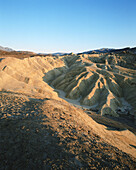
[
  {"xmin": 0, "ymin": 50, "xmax": 136, "ymax": 119},
  {"xmin": 0, "ymin": 48, "xmax": 136, "ymax": 169}
]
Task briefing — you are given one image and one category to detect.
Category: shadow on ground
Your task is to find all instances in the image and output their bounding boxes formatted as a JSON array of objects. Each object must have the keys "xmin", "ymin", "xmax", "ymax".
[
  {"xmin": 0, "ymin": 117, "xmax": 77, "ymax": 169},
  {"xmin": 0, "ymin": 93, "xmax": 136, "ymax": 169},
  {"xmin": 130, "ymin": 144, "xmax": 136, "ymax": 149},
  {"xmin": 87, "ymin": 111, "xmax": 136, "ymax": 135}
]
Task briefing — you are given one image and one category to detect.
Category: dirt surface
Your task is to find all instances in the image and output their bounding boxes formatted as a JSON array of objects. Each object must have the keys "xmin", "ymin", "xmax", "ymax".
[
  {"xmin": 0, "ymin": 50, "xmax": 36, "ymax": 59},
  {"xmin": 1, "ymin": 50, "xmax": 136, "ymax": 120},
  {"xmin": 0, "ymin": 92, "xmax": 136, "ymax": 169},
  {"xmin": 85, "ymin": 111, "xmax": 136, "ymax": 135}
]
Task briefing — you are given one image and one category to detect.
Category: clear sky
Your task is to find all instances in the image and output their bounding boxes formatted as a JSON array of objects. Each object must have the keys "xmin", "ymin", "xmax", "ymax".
[{"xmin": 0, "ymin": 0, "xmax": 136, "ymax": 53}]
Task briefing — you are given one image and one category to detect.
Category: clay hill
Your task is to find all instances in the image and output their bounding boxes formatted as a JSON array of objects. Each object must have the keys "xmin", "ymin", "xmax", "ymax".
[{"xmin": 0, "ymin": 47, "xmax": 136, "ymax": 169}]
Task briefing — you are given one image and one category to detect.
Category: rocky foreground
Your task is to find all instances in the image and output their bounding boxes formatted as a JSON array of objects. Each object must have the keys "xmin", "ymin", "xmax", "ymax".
[
  {"xmin": 0, "ymin": 92, "xmax": 136, "ymax": 169},
  {"xmin": 0, "ymin": 48, "xmax": 136, "ymax": 169}
]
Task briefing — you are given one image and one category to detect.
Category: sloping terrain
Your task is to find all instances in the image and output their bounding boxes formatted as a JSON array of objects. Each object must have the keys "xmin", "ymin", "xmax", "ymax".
[
  {"xmin": 0, "ymin": 92, "xmax": 136, "ymax": 169},
  {"xmin": 0, "ymin": 48, "xmax": 136, "ymax": 119},
  {"xmin": 0, "ymin": 47, "xmax": 136, "ymax": 169}
]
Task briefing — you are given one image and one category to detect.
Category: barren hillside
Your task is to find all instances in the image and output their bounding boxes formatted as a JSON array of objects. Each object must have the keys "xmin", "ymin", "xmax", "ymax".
[{"xmin": 0, "ymin": 48, "xmax": 136, "ymax": 169}]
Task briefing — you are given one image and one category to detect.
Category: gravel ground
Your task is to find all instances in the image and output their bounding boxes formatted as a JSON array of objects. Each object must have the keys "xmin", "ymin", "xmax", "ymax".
[{"xmin": 0, "ymin": 92, "xmax": 136, "ymax": 169}]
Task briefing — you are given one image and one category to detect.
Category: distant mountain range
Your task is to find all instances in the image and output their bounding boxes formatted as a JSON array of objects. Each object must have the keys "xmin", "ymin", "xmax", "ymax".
[
  {"xmin": 80, "ymin": 48, "xmax": 113, "ymax": 54},
  {"xmin": 48, "ymin": 47, "xmax": 136, "ymax": 55},
  {"xmin": 0, "ymin": 45, "xmax": 136, "ymax": 55},
  {"xmin": 0, "ymin": 46, "xmax": 14, "ymax": 52},
  {"xmin": 51, "ymin": 52, "xmax": 71, "ymax": 56},
  {"xmin": 38, "ymin": 52, "xmax": 71, "ymax": 56},
  {"xmin": 80, "ymin": 47, "xmax": 136, "ymax": 54}
]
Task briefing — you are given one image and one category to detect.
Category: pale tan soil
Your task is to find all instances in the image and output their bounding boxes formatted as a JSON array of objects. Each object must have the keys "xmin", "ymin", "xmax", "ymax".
[
  {"xmin": 0, "ymin": 52, "xmax": 136, "ymax": 119},
  {"xmin": 0, "ymin": 93, "xmax": 136, "ymax": 169},
  {"xmin": 0, "ymin": 49, "xmax": 136, "ymax": 169}
]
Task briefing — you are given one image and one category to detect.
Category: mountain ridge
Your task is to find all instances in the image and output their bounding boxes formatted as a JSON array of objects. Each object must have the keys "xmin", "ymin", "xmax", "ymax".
[
  {"xmin": 1, "ymin": 45, "xmax": 136, "ymax": 55},
  {"xmin": 0, "ymin": 45, "xmax": 14, "ymax": 52}
]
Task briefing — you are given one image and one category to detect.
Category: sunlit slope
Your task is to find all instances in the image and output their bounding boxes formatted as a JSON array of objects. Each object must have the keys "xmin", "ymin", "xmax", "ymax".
[
  {"xmin": 0, "ymin": 50, "xmax": 136, "ymax": 158},
  {"xmin": 0, "ymin": 56, "xmax": 66, "ymax": 98},
  {"xmin": 46, "ymin": 53, "xmax": 136, "ymax": 119},
  {"xmin": 0, "ymin": 51, "xmax": 136, "ymax": 119}
]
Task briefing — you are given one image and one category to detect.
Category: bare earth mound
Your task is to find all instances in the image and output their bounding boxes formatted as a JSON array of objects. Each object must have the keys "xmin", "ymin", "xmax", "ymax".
[{"xmin": 0, "ymin": 93, "xmax": 136, "ymax": 169}]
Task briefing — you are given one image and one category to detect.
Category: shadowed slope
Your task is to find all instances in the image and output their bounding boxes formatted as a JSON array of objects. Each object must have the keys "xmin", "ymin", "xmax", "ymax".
[{"xmin": 0, "ymin": 93, "xmax": 136, "ymax": 169}]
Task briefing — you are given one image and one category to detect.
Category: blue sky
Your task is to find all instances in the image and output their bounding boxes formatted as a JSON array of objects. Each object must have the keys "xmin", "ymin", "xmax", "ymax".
[{"xmin": 0, "ymin": 0, "xmax": 136, "ymax": 53}]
